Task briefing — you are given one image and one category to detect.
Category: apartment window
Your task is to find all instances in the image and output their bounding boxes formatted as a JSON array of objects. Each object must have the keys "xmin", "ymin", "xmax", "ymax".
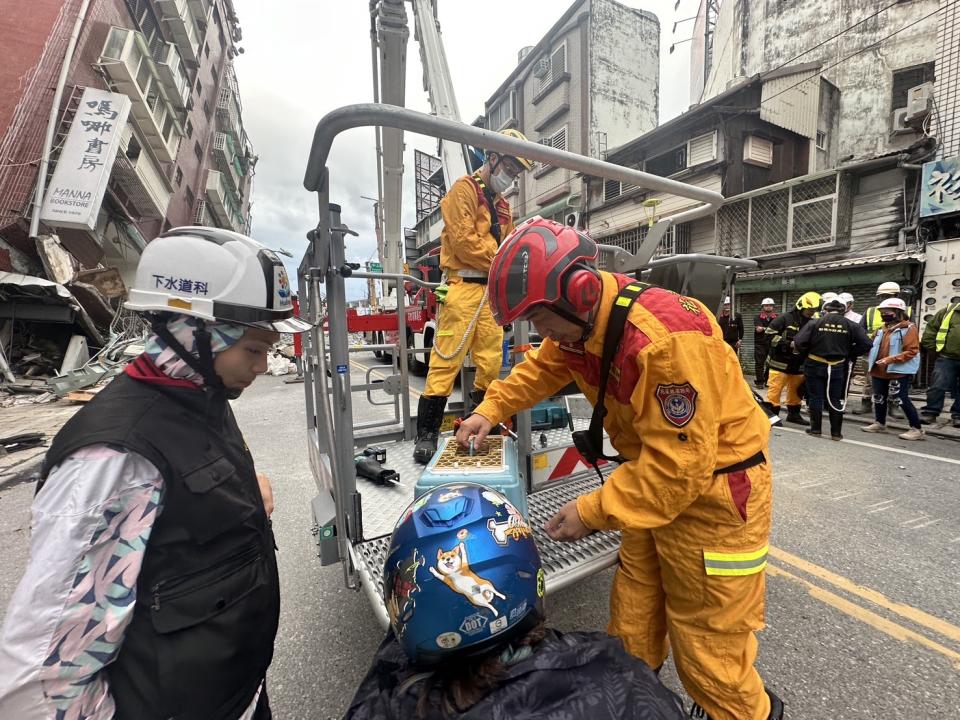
[
  {"xmin": 194, "ymin": 140, "xmax": 203, "ymax": 161},
  {"xmin": 211, "ymin": 65, "xmax": 218, "ymax": 87},
  {"xmin": 125, "ymin": 135, "xmax": 142, "ymax": 163},
  {"xmin": 488, "ymin": 94, "xmax": 514, "ymax": 131},
  {"xmin": 175, "ymin": 166, "xmax": 183, "ymax": 186},
  {"xmin": 213, "ymin": 4, "xmax": 221, "ymax": 25},
  {"xmin": 816, "ymin": 130, "xmax": 827, "ymax": 151},
  {"xmin": 203, "ymin": 41, "xmax": 210, "ymax": 58},
  {"xmin": 185, "ymin": 185, "xmax": 195, "ymax": 209},
  {"xmin": 536, "ymin": 125, "xmax": 567, "ymax": 170},
  {"xmin": 185, "ymin": 119, "xmax": 194, "ymax": 139},
  {"xmin": 203, "ymin": 99, "xmax": 212, "ymax": 119},
  {"xmin": 646, "ymin": 144, "xmax": 688, "ymax": 177},
  {"xmin": 535, "ymin": 42, "xmax": 567, "ymax": 94},
  {"xmin": 195, "ymin": 77, "xmax": 202, "ymax": 96},
  {"xmin": 600, "ymin": 223, "xmax": 691, "ymax": 259},
  {"xmin": 604, "ymin": 179, "xmax": 622, "ymax": 202},
  {"xmin": 891, "ymin": 63, "xmax": 935, "ymax": 110}
]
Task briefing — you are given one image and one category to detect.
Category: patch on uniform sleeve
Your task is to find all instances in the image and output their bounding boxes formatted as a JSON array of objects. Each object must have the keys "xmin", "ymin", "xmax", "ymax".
[{"xmin": 655, "ymin": 383, "xmax": 698, "ymax": 427}]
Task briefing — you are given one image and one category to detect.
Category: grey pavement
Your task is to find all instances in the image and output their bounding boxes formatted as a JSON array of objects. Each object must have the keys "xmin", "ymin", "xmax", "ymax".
[{"xmin": 1, "ymin": 362, "xmax": 958, "ymax": 719}]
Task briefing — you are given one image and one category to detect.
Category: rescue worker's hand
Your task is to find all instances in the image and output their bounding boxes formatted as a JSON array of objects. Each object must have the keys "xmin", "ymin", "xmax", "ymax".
[
  {"xmin": 256, "ymin": 473, "xmax": 275, "ymax": 516},
  {"xmin": 544, "ymin": 500, "xmax": 591, "ymax": 542},
  {"xmin": 736, "ymin": 340, "xmax": 742, "ymax": 349},
  {"xmin": 756, "ymin": 325, "xmax": 764, "ymax": 333},
  {"xmin": 456, "ymin": 413, "xmax": 493, "ymax": 449},
  {"xmin": 875, "ymin": 357, "xmax": 890, "ymax": 366}
]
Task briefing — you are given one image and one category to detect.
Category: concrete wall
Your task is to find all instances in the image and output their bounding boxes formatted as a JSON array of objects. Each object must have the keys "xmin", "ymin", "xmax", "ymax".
[
  {"xmin": 588, "ymin": 0, "xmax": 659, "ymax": 155},
  {"xmin": 699, "ymin": 0, "xmax": 938, "ymax": 160}
]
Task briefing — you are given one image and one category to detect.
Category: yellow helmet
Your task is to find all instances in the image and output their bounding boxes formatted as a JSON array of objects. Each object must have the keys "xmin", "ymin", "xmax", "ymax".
[
  {"xmin": 497, "ymin": 128, "xmax": 534, "ymax": 171},
  {"xmin": 795, "ymin": 291, "xmax": 822, "ymax": 310}
]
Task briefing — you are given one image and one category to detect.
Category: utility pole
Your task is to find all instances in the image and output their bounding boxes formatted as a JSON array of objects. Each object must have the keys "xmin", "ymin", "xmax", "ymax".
[{"xmin": 361, "ymin": 195, "xmax": 383, "ymax": 310}]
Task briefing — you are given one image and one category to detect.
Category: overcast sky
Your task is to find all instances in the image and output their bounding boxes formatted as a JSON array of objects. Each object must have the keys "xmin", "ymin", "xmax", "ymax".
[{"xmin": 230, "ymin": 0, "xmax": 701, "ymax": 299}]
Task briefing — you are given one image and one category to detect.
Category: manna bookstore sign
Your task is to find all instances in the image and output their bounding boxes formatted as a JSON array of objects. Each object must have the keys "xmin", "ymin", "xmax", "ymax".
[{"xmin": 39, "ymin": 88, "xmax": 131, "ymax": 231}]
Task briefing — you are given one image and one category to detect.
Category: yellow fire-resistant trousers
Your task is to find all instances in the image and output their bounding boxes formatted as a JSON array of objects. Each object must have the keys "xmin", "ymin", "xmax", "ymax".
[
  {"xmin": 423, "ymin": 280, "xmax": 504, "ymax": 398},
  {"xmin": 766, "ymin": 369, "xmax": 803, "ymax": 408},
  {"xmin": 609, "ymin": 462, "xmax": 773, "ymax": 720}
]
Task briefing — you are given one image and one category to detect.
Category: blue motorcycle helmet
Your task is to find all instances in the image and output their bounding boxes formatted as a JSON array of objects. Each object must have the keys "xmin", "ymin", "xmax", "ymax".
[{"xmin": 383, "ymin": 482, "xmax": 545, "ymax": 666}]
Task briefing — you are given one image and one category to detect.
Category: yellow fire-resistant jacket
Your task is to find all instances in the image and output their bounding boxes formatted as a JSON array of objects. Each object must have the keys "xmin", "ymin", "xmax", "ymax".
[
  {"xmin": 474, "ymin": 272, "xmax": 770, "ymax": 531},
  {"xmin": 439, "ymin": 175, "xmax": 515, "ymax": 275}
]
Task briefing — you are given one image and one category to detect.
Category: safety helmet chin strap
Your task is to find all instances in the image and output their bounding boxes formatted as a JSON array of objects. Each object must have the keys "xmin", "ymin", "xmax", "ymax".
[
  {"xmin": 150, "ymin": 316, "xmax": 238, "ymax": 397},
  {"xmin": 546, "ymin": 304, "xmax": 596, "ymax": 343}
]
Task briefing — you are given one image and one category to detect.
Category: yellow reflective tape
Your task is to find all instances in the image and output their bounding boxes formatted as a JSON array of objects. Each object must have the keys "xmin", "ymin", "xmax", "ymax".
[
  {"xmin": 703, "ymin": 545, "xmax": 769, "ymax": 563},
  {"xmin": 437, "ymin": 330, "xmax": 454, "ymax": 337},
  {"xmin": 706, "ymin": 560, "xmax": 768, "ymax": 577},
  {"xmin": 167, "ymin": 298, "xmax": 192, "ymax": 310},
  {"xmin": 615, "ymin": 296, "xmax": 633, "ymax": 307},
  {"xmin": 626, "ymin": 283, "xmax": 642, "ymax": 291}
]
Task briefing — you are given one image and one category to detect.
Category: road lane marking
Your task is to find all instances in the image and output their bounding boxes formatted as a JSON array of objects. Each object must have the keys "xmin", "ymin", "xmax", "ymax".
[
  {"xmin": 795, "ymin": 480, "xmax": 828, "ymax": 489},
  {"xmin": 767, "ymin": 564, "xmax": 960, "ymax": 669},
  {"xmin": 865, "ymin": 499, "xmax": 895, "ymax": 508},
  {"xmin": 900, "ymin": 515, "xmax": 929, "ymax": 526},
  {"xmin": 775, "ymin": 426, "xmax": 960, "ymax": 465},
  {"xmin": 769, "ymin": 546, "xmax": 960, "ymax": 645}
]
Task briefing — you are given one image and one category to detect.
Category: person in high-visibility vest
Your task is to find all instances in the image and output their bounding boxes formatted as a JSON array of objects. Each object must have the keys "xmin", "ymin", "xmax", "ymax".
[
  {"xmin": 853, "ymin": 281, "xmax": 910, "ymax": 416},
  {"xmin": 920, "ymin": 302, "xmax": 960, "ymax": 428},
  {"xmin": 412, "ymin": 130, "xmax": 533, "ymax": 464}
]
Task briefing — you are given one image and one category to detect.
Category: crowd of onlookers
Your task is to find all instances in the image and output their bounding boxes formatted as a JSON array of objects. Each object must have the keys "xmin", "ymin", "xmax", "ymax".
[{"xmin": 718, "ymin": 284, "xmax": 960, "ymax": 441}]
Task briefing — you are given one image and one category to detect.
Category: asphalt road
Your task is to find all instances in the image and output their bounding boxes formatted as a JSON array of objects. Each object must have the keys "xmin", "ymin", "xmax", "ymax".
[{"xmin": 1, "ymin": 360, "xmax": 959, "ymax": 719}]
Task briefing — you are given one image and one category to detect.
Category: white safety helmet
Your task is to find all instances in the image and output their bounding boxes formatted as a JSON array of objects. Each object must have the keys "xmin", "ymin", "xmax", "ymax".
[
  {"xmin": 876, "ymin": 281, "xmax": 901, "ymax": 296},
  {"xmin": 126, "ymin": 227, "xmax": 312, "ymax": 333},
  {"xmin": 761, "ymin": 297, "xmax": 775, "ymax": 306},
  {"xmin": 878, "ymin": 297, "xmax": 907, "ymax": 312},
  {"xmin": 723, "ymin": 296, "xmax": 731, "ymax": 304},
  {"xmin": 820, "ymin": 292, "xmax": 840, "ymax": 307},
  {"xmin": 838, "ymin": 292, "xmax": 854, "ymax": 306}
]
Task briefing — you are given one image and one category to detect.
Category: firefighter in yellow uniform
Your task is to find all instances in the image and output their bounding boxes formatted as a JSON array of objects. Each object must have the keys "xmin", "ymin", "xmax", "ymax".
[
  {"xmin": 456, "ymin": 218, "xmax": 784, "ymax": 720},
  {"xmin": 413, "ymin": 130, "xmax": 533, "ymax": 463}
]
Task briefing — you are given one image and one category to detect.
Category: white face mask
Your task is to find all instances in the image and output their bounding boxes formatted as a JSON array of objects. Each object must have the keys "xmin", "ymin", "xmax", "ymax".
[{"xmin": 489, "ymin": 168, "xmax": 513, "ymax": 194}]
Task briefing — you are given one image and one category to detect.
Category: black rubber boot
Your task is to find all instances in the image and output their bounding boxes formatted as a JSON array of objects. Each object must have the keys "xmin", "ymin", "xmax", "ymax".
[
  {"xmin": 785, "ymin": 405, "xmax": 808, "ymax": 426},
  {"xmin": 828, "ymin": 408, "xmax": 844, "ymax": 440},
  {"xmin": 413, "ymin": 395, "xmax": 447, "ymax": 464},
  {"xmin": 806, "ymin": 410, "xmax": 822, "ymax": 436},
  {"xmin": 467, "ymin": 388, "xmax": 485, "ymax": 414},
  {"xmin": 767, "ymin": 689, "xmax": 785, "ymax": 719}
]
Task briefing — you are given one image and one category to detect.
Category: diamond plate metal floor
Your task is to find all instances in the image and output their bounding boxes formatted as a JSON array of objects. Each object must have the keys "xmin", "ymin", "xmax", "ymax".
[{"xmin": 353, "ymin": 474, "xmax": 621, "ymax": 628}]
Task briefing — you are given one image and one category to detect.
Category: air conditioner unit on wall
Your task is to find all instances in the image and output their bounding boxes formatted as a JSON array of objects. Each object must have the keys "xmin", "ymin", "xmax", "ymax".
[
  {"xmin": 905, "ymin": 82, "xmax": 933, "ymax": 126},
  {"xmin": 743, "ymin": 135, "xmax": 773, "ymax": 168},
  {"xmin": 533, "ymin": 57, "xmax": 551, "ymax": 78},
  {"xmin": 890, "ymin": 108, "xmax": 915, "ymax": 136},
  {"xmin": 564, "ymin": 211, "xmax": 580, "ymax": 229}
]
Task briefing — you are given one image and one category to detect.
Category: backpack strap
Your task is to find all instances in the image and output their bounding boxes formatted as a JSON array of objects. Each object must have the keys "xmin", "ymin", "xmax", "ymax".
[{"xmin": 572, "ymin": 280, "xmax": 653, "ymax": 481}]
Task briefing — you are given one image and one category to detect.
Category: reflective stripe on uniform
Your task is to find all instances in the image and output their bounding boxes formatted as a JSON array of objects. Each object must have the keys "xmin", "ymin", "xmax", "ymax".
[
  {"xmin": 808, "ymin": 354, "xmax": 844, "ymax": 365},
  {"xmin": 703, "ymin": 545, "xmax": 769, "ymax": 576},
  {"xmin": 936, "ymin": 303, "xmax": 958, "ymax": 352}
]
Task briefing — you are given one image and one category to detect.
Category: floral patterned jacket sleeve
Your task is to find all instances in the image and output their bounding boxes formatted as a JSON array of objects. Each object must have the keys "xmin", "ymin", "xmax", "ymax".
[{"xmin": 0, "ymin": 445, "xmax": 164, "ymax": 720}]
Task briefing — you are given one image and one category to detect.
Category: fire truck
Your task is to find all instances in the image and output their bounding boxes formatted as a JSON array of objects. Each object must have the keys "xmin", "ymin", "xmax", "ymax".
[
  {"xmin": 346, "ymin": 248, "xmax": 441, "ymax": 374},
  {"xmin": 297, "ymin": 1, "xmax": 756, "ymax": 625}
]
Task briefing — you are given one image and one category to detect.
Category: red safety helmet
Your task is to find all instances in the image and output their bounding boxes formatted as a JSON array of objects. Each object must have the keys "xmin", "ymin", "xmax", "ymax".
[{"xmin": 488, "ymin": 217, "xmax": 601, "ymax": 326}]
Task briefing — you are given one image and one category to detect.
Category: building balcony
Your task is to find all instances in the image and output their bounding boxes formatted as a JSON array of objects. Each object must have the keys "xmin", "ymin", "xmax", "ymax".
[
  {"xmin": 205, "ymin": 170, "xmax": 243, "ymax": 231},
  {"xmin": 111, "ymin": 124, "xmax": 174, "ymax": 219},
  {"xmin": 100, "ymin": 26, "xmax": 183, "ymax": 164},
  {"xmin": 216, "ymin": 85, "xmax": 242, "ymax": 140},
  {"xmin": 212, "ymin": 131, "xmax": 245, "ymax": 192},
  {"xmin": 154, "ymin": 0, "xmax": 201, "ymax": 64},
  {"xmin": 153, "ymin": 41, "xmax": 189, "ymax": 109},
  {"xmin": 186, "ymin": 0, "xmax": 211, "ymax": 24}
]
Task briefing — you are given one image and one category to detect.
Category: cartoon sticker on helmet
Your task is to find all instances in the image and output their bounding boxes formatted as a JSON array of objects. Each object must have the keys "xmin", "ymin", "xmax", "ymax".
[
  {"xmin": 536, "ymin": 568, "xmax": 545, "ymax": 598},
  {"xmin": 387, "ymin": 548, "xmax": 425, "ymax": 636},
  {"xmin": 430, "ymin": 542, "xmax": 506, "ymax": 616},
  {"xmin": 508, "ymin": 599, "xmax": 529, "ymax": 621},
  {"xmin": 487, "ymin": 501, "xmax": 531, "ymax": 546},
  {"xmin": 437, "ymin": 489, "xmax": 462, "ymax": 503},
  {"xmin": 655, "ymin": 382, "xmax": 698, "ymax": 428},
  {"xmin": 436, "ymin": 632, "xmax": 462, "ymax": 649},
  {"xmin": 457, "ymin": 528, "xmax": 469, "ymax": 541},
  {"xmin": 482, "ymin": 490, "xmax": 506, "ymax": 506},
  {"xmin": 274, "ymin": 266, "xmax": 292, "ymax": 308}
]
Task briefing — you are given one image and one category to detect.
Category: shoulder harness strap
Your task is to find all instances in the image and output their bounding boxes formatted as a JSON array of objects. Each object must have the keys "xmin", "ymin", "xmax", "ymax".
[{"xmin": 571, "ymin": 280, "xmax": 653, "ymax": 482}]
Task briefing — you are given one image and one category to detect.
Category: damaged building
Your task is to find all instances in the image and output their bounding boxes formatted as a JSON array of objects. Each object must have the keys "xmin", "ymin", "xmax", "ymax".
[{"xmin": 0, "ymin": 0, "xmax": 256, "ymax": 396}]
